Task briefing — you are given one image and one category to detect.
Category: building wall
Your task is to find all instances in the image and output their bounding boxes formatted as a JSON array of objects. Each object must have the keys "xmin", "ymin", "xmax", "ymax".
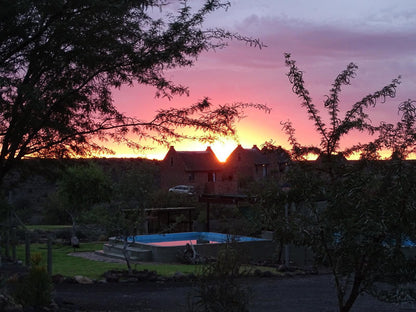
[
  {"xmin": 160, "ymin": 148, "xmax": 188, "ymax": 190},
  {"xmin": 160, "ymin": 145, "xmax": 286, "ymax": 195},
  {"xmin": 224, "ymin": 145, "xmax": 269, "ymax": 192},
  {"xmin": 160, "ymin": 148, "xmax": 223, "ymax": 193}
]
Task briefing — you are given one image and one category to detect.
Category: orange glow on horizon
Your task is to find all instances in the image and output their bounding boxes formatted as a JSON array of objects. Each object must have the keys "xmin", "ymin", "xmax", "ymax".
[
  {"xmin": 97, "ymin": 143, "xmax": 416, "ymax": 162},
  {"xmin": 95, "ymin": 128, "xmax": 416, "ymax": 162}
]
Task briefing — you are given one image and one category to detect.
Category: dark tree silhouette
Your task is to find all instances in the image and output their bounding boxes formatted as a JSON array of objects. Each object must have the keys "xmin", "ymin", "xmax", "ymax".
[
  {"xmin": 281, "ymin": 54, "xmax": 416, "ymax": 312},
  {"xmin": 282, "ymin": 53, "xmax": 400, "ymax": 161},
  {"xmin": 0, "ymin": 0, "xmax": 267, "ymax": 182},
  {"xmin": 351, "ymin": 99, "xmax": 416, "ymax": 160}
]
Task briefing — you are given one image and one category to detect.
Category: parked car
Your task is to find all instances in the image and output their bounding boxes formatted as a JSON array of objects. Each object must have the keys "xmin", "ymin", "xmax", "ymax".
[{"xmin": 168, "ymin": 185, "xmax": 195, "ymax": 195}]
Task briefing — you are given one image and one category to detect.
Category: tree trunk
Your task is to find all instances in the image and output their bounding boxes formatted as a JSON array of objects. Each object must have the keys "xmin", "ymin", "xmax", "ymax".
[
  {"xmin": 69, "ymin": 214, "xmax": 80, "ymax": 248},
  {"xmin": 277, "ymin": 240, "xmax": 283, "ymax": 263},
  {"xmin": 122, "ymin": 236, "xmax": 132, "ymax": 274},
  {"xmin": 341, "ymin": 273, "xmax": 362, "ymax": 312}
]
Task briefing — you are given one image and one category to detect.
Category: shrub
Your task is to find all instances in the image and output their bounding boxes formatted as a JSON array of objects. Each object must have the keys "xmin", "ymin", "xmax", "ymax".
[
  {"xmin": 11, "ymin": 253, "xmax": 53, "ymax": 308},
  {"xmin": 189, "ymin": 244, "xmax": 251, "ymax": 312}
]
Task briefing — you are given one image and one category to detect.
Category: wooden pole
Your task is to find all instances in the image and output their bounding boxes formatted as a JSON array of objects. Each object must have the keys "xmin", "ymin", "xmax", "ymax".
[
  {"xmin": 11, "ymin": 226, "xmax": 16, "ymax": 262},
  {"xmin": 47, "ymin": 235, "xmax": 52, "ymax": 276},
  {"xmin": 5, "ymin": 226, "xmax": 10, "ymax": 259},
  {"xmin": 206, "ymin": 202, "xmax": 210, "ymax": 232},
  {"xmin": 188, "ymin": 208, "xmax": 192, "ymax": 231},
  {"xmin": 0, "ymin": 233, "xmax": 2, "ymax": 267},
  {"xmin": 25, "ymin": 231, "xmax": 31, "ymax": 267}
]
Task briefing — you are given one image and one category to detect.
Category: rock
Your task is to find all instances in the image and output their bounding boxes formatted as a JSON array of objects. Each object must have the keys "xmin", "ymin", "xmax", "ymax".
[
  {"xmin": 132, "ymin": 270, "xmax": 157, "ymax": 281},
  {"xmin": 71, "ymin": 236, "xmax": 80, "ymax": 248},
  {"xmin": 74, "ymin": 275, "xmax": 93, "ymax": 284},
  {"xmin": 0, "ymin": 293, "xmax": 23, "ymax": 311},
  {"xmin": 288, "ymin": 266, "xmax": 297, "ymax": 272},
  {"xmin": 261, "ymin": 271, "xmax": 274, "ymax": 278},
  {"xmin": 51, "ymin": 274, "xmax": 66, "ymax": 284},
  {"xmin": 104, "ymin": 271, "xmax": 120, "ymax": 283},
  {"xmin": 277, "ymin": 264, "xmax": 289, "ymax": 272},
  {"xmin": 120, "ymin": 277, "xmax": 138, "ymax": 283},
  {"xmin": 187, "ymin": 273, "xmax": 196, "ymax": 281},
  {"xmin": 283, "ymin": 272, "xmax": 295, "ymax": 278},
  {"xmin": 65, "ymin": 277, "xmax": 77, "ymax": 284},
  {"xmin": 173, "ymin": 271, "xmax": 186, "ymax": 281},
  {"xmin": 305, "ymin": 266, "xmax": 319, "ymax": 275}
]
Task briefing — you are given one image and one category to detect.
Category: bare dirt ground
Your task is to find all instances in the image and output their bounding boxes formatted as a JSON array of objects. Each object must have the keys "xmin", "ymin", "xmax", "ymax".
[{"xmin": 54, "ymin": 274, "xmax": 416, "ymax": 312}]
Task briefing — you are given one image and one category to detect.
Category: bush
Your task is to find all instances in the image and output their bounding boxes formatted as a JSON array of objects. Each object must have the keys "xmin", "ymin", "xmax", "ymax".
[
  {"xmin": 11, "ymin": 253, "xmax": 53, "ymax": 308},
  {"xmin": 189, "ymin": 244, "xmax": 251, "ymax": 312}
]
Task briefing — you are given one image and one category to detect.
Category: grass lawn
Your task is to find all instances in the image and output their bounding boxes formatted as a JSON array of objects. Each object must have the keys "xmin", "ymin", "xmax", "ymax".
[
  {"xmin": 15, "ymin": 242, "xmax": 280, "ymax": 280},
  {"xmin": 15, "ymin": 242, "xmax": 200, "ymax": 280}
]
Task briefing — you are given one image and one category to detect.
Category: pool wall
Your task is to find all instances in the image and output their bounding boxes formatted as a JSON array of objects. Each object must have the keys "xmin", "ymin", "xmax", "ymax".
[{"xmin": 103, "ymin": 232, "xmax": 275, "ymax": 263}]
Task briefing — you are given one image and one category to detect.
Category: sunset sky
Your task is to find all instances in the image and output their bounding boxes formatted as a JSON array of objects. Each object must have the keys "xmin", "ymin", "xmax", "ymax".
[{"xmin": 109, "ymin": 0, "xmax": 416, "ymax": 161}]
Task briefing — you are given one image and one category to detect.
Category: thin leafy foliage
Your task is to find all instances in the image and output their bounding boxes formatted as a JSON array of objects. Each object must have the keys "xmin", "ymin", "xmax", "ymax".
[
  {"xmin": 189, "ymin": 242, "xmax": 251, "ymax": 312},
  {"xmin": 282, "ymin": 54, "xmax": 416, "ymax": 312},
  {"xmin": 0, "ymin": 0, "xmax": 267, "ymax": 181},
  {"xmin": 55, "ymin": 162, "xmax": 112, "ymax": 237},
  {"xmin": 349, "ymin": 99, "xmax": 416, "ymax": 160},
  {"xmin": 283, "ymin": 53, "xmax": 400, "ymax": 159}
]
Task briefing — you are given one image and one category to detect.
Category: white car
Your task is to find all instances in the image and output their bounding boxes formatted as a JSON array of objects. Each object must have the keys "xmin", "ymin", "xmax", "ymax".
[{"xmin": 168, "ymin": 185, "xmax": 195, "ymax": 195}]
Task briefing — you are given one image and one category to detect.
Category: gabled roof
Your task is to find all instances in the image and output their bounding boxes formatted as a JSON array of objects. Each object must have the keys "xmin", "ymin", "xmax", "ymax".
[
  {"xmin": 261, "ymin": 145, "xmax": 291, "ymax": 163},
  {"xmin": 250, "ymin": 145, "xmax": 270, "ymax": 165},
  {"xmin": 180, "ymin": 149, "xmax": 222, "ymax": 171},
  {"xmin": 164, "ymin": 146, "xmax": 222, "ymax": 171},
  {"xmin": 228, "ymin": 145, "xmax": 270, "ymax": 165}
]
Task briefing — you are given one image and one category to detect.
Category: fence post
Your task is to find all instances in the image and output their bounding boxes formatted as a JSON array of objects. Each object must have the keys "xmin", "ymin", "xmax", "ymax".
[
  {"xmin": 25, "ymin": 231, "xmax": 31, "ymax": 267},
  {"xmin": 5, "ymin": 227, "xmax": 10, "ymax": 259},
  {"xmin": 47, "ymin": 235, "xmax": 52, "ymax": 276},
  {"xmin": 11, "ymin": 226, "xmax": 16, "ymax": 262}
]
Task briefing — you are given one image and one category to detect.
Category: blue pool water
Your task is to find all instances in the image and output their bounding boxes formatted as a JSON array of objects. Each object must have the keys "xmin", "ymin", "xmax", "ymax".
[
  {"xmin": 127, "ymin": 232, "xmax": 267, "ymax": 247},
  {"xmin": 334, "ymin": 233, "xmax": 416, "ymax": 248},
  {"xmin": 402, "ymin": 239, "xmax": 415, "ymax": 247},
  {"xmin": 105, "ymin": 231, "xmax": 274, "ymax": 262}
]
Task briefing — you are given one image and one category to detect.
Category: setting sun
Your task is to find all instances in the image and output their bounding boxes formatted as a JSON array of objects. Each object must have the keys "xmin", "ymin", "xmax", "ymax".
[{"xmin": 209, "ymin": 139, "xmax": 240, "ymax": 162}]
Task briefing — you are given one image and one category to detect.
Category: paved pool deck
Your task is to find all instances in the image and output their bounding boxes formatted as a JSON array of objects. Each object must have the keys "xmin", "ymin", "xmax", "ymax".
[{"xmin": 69, "ymin": 251, "xmax": 127, "ymax": 264}]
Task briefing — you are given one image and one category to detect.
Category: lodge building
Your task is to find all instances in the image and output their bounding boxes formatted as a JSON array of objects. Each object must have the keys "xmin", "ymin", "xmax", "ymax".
[{"xmin": 160, "ymin": 144, "xmax": 290, "ymax": 195}]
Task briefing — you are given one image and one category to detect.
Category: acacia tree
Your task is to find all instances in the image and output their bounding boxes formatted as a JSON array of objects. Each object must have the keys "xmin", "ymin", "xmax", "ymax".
[
  {"xmin": 107, "ymin": 165, "xmax": 156, "ymax": 271},
  {"xmin": 353, "ymin": 99, "xmax": 416, "ymax": 160},
  {"xmin": 281, "ymin": 54, "xmax": 416, "ymax": 312},
  {"xmin": 282, "ymin": 53, "xmax": 400, "ymax": 161},
  {"xmin": 0, "ymin": 0, "xmax": 267, "ymax": 182},
  {"xmin": 56, "ymin": 162, "xmax": 112, "ymax": 239}
]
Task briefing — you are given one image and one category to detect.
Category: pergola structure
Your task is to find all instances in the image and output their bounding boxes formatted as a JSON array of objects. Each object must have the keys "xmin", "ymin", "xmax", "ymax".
[
  {"xmin": 144, "ymin": 207, "xmax": 195, "ymax": 232},
  {"xmin": 198, "ymin": 194, "xmax": 253, "ymax": 231}
]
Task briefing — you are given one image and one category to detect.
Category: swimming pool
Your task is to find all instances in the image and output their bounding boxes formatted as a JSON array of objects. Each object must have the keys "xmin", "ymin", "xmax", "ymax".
[
  {"xmin": 130, "ymin": 232, "xmax": 265, "ymax": 245},
  {"xmin": 103, "ymin": 232, "xmax": 274, "ymax": 263}
]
